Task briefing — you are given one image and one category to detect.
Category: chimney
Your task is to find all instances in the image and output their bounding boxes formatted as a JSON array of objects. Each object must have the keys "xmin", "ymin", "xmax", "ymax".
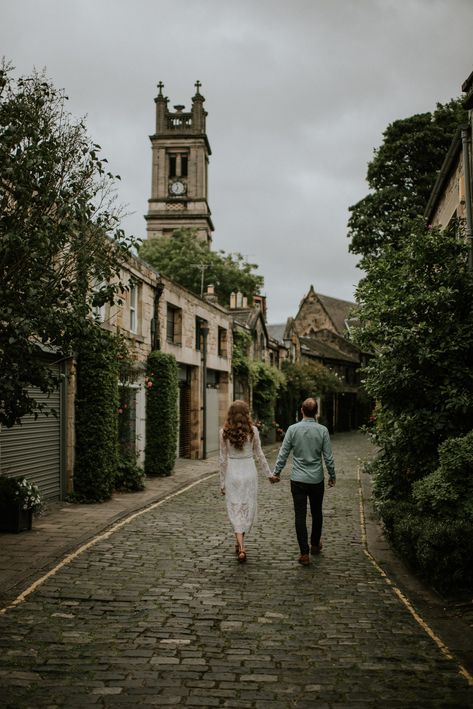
[{"xmin": 204, "ymin": 283, "xmax": 218, "ymax": 304}]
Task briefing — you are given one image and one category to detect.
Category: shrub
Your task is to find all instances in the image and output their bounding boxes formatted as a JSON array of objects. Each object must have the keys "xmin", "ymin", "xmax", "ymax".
[
  {"xmin": 375, "ymin": 429, "xmax": 473, "ymax": 593},
  {"xmin": 115, "ymin": 452, "xmax": 145, "ymax": 492},
  {"xmin": 145, "ymin": 351, "xmax": 178, "ymax": 476},
  {"xmin": 74, "ymin": 326, "xmax": 120, "ymax": 501},
  {"xmin": 250, "ymin": 361, "xmax": 285, "ymax": 432}
]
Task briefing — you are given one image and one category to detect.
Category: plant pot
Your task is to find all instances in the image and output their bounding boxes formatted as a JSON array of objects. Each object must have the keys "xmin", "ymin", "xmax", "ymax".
[{"xmin": 0, "ymin": 505, "xmax": 33, "ymax": 533}]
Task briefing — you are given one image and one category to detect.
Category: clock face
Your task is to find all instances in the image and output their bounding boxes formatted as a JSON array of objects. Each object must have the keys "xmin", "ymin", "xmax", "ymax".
[{"xmin": 170, "ymin": 180, "xmax": 186, "ymax": 196}]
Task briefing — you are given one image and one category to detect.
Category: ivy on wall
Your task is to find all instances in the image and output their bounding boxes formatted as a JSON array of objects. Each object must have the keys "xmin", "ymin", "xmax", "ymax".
[
  {"xmin": 74, "ymin": 325, "xmax": 121, "ymax": 501},
  {"xmin": 250, "ymin": 360, "xmax": 285, "ymax": 432},
  {"xmin": 145, "ymin": 351, "xmax": 178, "ymax": 476}
]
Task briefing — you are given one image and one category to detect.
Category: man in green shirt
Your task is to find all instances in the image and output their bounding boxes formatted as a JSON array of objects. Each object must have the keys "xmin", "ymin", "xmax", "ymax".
[{"xmin": 271, "ymin": 397, "xmax": 336, "ymax": 566}]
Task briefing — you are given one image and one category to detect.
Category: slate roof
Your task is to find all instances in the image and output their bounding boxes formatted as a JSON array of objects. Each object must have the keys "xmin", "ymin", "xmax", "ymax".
[
  {"xmin": 299, "ymin": 336, "xmax": 359, "ymax": 364},
  {"xmin": 266, "ymin": 323, "xmax": 286, "ymax": 343},
  {"xmin": 317, "ymin": 293, "xmax": 356, "ymax": 336}
]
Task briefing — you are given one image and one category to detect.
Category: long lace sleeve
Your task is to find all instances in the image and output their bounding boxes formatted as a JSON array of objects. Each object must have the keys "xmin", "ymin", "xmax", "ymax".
[
  {"xmin": 219, "ymin": 428, "xmax": 228, "ymax": 490},
  {"xmin": 252, "ymin": 426, "xmax": 272, "ymax": 477}
]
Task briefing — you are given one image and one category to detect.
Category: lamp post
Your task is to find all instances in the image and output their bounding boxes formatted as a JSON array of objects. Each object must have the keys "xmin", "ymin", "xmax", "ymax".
[{"xmin": 200, "ymin": 321, "xmax": 209, "ymax": 459}]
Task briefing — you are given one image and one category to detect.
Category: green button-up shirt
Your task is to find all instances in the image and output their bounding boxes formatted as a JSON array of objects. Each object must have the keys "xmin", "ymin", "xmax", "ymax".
[{"xmin": 273, "ymin": 418, "xmax": 336, "ymax": 484}]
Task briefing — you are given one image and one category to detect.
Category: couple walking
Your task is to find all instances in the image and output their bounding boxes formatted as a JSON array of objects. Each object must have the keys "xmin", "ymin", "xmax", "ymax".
[{"xmin": 219, "ymin": 397, "xmax": 336, "ymax": 565}]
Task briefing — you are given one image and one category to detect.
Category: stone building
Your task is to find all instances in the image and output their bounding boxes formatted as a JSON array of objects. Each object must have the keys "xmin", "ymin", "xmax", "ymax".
[
  {"xmin": 268, "ymin": 286, "xmax": 370, "ymax": 432},
  {"xmin": 145, "ymin": 81, "xmax": 213, "ymax": 245},
  {"xmin": 101, "ymin": 254, "xmax": 233, "ymax": 462},
  {"xmin": 424, "ymin": 71, "xmax": 473, "ymax": 255}
]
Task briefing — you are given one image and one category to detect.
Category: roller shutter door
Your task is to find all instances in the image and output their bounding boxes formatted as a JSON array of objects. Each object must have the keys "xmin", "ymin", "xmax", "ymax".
[{"xmin": 0, "ymin": 364, "xmax": 63, "ymax": 500}]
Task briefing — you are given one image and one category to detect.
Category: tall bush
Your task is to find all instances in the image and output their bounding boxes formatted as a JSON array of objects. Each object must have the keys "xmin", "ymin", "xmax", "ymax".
[
  {"xmin": 278, "ymin": 360, "xmax": 341, "ymax": 429},
  {"xmin": 250, "ymin": 361, "xmax": 285, "ymax": 432},
  {"xmin": 380, "ymin": 430, "xmax": 473, "ymax": 592},
  {"xmin": 145, "ymin": 351, "xmax": 178, "ymax": 476},
  {"xmin": 74, "ymin": 326, "xmax": 120, "ymax": 501}
]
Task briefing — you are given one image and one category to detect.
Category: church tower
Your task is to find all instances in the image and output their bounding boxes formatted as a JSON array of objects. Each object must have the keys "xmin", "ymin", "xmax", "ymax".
[{"xmin": 145, "ymin": 81, "xmax": 214, "ymax": 245}]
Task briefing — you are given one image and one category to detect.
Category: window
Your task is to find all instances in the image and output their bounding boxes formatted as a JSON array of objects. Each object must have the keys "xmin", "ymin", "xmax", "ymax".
[
  {"xmin": 218, "ymin": 327, "xmax": 227, "ymax": 357},
  {"xmin": 169, "ymin": 153, "xmax": 188, "ymax": 178},
  {"xmin": 195, "ymin": 317, "xmax": 208, "ymax": 350},
  {"xmin": 166, "ymin": 304, "xmax": 182, "ymax": 345},
  {"xmin": 92, "ymin": 278, "xmax": 107, "ymax": 323},
  {"xmin": 129, "ymin": 285, "xmax": 137, "ymax": 334}
]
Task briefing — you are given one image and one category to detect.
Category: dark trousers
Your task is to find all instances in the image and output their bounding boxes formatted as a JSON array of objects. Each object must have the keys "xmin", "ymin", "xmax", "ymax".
[{"xmin": 290, "ymin": 480, "xmax": 325, "ymax": 555}]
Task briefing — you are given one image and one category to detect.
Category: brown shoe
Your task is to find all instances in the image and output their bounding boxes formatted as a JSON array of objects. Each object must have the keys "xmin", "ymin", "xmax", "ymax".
[
  {"xmin": 310, "ymin": 542, "xmax": 323, "ymax": 555},
  {"xmin": 298, "ymin": 554, "xmax": 310, "ymax": 566}
]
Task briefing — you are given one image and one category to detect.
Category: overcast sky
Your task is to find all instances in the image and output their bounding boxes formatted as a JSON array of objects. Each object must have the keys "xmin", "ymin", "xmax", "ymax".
[{"xmin": 2, "ymin": 0, "xmax": 472, "ymax": 323}]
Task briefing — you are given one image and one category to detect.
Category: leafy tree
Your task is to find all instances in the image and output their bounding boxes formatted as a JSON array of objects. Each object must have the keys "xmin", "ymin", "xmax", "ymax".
[
  {"xmin": 348, "ymin": 99, "xmax": 467, "ymax": 262},
  {"xmin": 355, "ymin": 221, "xmax": 473, "ymax": 498},
  {"xmin": 139, "ymin": 228, "xmax": 263, "ymax": 306},
  {"xmin": 0, "ymin": 64, "xmax": 137, "ymax": 427},
  {"xmin": 278, "ymin": 360, "xmax": 342, "ymax": 429}
]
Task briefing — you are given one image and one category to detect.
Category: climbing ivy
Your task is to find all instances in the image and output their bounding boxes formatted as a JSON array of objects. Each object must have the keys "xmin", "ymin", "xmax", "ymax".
[
  {"xmin": 74, "ymin": 325, "xmax": 121, "ymax": 501},
  {"xmin": 145, "ymin": 351, "xmax": 178, "ymax": 476}
]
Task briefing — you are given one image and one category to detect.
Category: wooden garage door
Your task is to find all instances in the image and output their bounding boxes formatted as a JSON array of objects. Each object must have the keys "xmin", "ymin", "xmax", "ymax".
[{"xmin": 0, "ymin": 365, "xmax": 63, "ymax": 500}]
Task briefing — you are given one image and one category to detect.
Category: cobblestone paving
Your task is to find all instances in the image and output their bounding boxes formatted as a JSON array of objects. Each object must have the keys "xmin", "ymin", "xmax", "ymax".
[{"xmin": 0, "ymin": 432, "xmax": 472, "ymax": 707}]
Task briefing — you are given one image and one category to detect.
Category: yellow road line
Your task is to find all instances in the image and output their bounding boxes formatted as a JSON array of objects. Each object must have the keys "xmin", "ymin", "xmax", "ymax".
[
  {"xmin": 0, "ymin": 473, "xmax": 218, "ymax": 616},
  {"xmin": 357, "ymin": 464, "xmax": 473, "ymax": 686}
]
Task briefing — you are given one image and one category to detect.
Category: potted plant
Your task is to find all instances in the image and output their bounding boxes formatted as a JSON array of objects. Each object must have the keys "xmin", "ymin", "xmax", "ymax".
[{"xmin": 0, "ymin": 476, "xmax": 43, "ymax": 533}]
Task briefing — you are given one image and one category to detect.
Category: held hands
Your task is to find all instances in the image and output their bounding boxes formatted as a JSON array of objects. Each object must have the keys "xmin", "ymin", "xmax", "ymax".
[
  {"xmin": 220, "ymin": 488, "xmax": 225, "ymax": 496},
  {"xmin": 268, "ymin": 475, "xmax": 280, "ymax": 484},
  {"xmin": 328, "ymin": 478, "xmax": 336, "ymax": 488}
]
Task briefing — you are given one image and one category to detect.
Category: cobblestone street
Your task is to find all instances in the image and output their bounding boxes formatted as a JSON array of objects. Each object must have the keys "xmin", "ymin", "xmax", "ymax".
[{"xmin": 0, "ymin": 432, "xmax": 472, "ymax": 707}]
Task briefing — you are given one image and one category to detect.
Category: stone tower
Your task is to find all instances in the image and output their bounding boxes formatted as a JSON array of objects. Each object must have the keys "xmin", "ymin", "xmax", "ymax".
[{"xmin": 145, "ymin": 81, "xmax": 214, "ymax": 245}]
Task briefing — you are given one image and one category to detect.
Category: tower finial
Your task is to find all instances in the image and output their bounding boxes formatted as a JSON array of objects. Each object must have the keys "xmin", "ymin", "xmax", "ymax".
[
  {"xmin": 157, "ymin": 81, "xmax": 164, "ymax": 96},
  {"xmin": 194, "ymin": 80, "xmax": 202, "ymax": 95}
]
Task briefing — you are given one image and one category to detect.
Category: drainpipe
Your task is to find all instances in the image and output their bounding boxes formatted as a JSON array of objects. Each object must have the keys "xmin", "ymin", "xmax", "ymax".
[
  {"xmin": 461, "ymin": 126, "xmax": 473, "ymax": 272},
  {"xmin": 151, "ymin": 276, "xmax": 165, "ymax": 350},
  {"xmin": 200, "ymin": 322, "xmax": 209, "ymax": 459}
]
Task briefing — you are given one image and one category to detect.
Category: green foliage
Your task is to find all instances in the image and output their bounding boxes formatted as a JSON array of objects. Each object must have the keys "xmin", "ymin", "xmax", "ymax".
[
  {"xmin": 74, "ymin": 325, "xmax": 120, "ymax": 502},
  {"xmin": 139, "ymin": 228, "xmax": 264, "ymax": 306},
  {"xmin": 376, "ymin": 430, "xmax": 473, "ymax": 592},
  {"xmin": 356, "ymin": 223, "xmax": 473, "ymax": 495},
  {"xmin": 351, "ymin": 97, "xmax": 473, "ymax": 590},
  {"xmin": 115, "ymin": 452, "xmax": 145, "ymax": 492},
  {"xmin": 145, "ymin": 351, "xmax": 178, "ymax": 476},
  {"xmin": 0, "ymin": 476, "xmax": 43, "ymax": 512},
  {"xmin": 0, "ymin": 63, "xmax": 138, "ymax": 427},
  {"xmin": 278, "ymin": 360, "xmax": 342, "ymax": 429},
  {"xmin": 250, "ymin": 361, "xmax": 285, "ymax": 431},
  {"xmin": 232, "ymin": 328, "xmax": 252, "ymax": 377},
  {"xmin": 348, "ymin": 98, "xmax": 467, "ymax": 262}
]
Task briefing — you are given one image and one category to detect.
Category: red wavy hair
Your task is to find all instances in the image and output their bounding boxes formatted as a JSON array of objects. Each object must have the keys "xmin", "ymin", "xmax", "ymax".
[{"xmin": 222, "ymin": 400, "xmax": 255, "ymax": 450}]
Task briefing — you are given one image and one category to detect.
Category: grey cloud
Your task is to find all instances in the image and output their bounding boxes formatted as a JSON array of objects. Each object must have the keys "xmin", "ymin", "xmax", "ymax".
[{"xmin": 1, "ymin": 0, "xmax": 472, "ymax": 321}]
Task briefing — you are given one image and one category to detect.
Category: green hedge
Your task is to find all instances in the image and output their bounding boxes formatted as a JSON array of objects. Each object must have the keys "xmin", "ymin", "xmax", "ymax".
[
  {"xmin": 74, "ymin": 326, "xmax": 120, "ymax": 501},
  {"xmin": 145, "ymin": 351, "xmax": 178, "ymax": 476},
  {"xmin": 375, "ymin": 429, "xmax": 473, "ymax": 592}
]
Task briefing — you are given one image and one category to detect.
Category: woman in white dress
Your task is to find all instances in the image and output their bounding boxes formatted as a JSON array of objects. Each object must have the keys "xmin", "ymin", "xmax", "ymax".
[{"xmin": 219, "ymin": 400, "xmax": 274, "ymax": 562}]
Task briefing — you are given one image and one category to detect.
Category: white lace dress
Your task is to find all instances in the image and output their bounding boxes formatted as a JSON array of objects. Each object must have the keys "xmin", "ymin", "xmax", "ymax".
[{"xmin": 219, "ymin": 426, "xmax": 273, "ymax": 534}]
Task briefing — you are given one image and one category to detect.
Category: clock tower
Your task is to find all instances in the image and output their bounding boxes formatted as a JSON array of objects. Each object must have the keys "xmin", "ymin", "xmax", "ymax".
[{"xmin": 145, "ymin": 81, "xmax": 214, "ymax": 246}]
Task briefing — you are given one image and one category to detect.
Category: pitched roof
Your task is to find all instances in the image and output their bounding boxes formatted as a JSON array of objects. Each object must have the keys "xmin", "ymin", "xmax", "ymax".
[
  {"xmin": 299, "ymin": 335, "xmax": 359, "ymax": 363},
  {"xmin": 317, "ymin": 293, "xmax": 356, "ymax": 336},
  {"xmin": 266, "ymin": 323, "xmax": 286, "ymax": 343}
]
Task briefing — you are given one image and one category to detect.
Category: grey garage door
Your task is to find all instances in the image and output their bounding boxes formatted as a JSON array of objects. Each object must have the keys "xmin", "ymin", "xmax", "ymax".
[{"xmin": 0, "ymin": 364, "xmax": 64, "ymax": 500}]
